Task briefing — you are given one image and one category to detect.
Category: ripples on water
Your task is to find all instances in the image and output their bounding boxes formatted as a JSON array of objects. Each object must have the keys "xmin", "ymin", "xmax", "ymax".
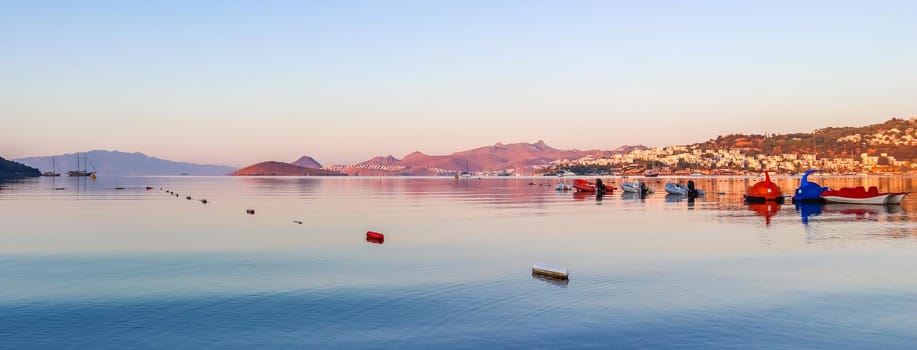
[{"xmin": 0, "ymin": 176, "xmax": 915, "ymax": 349}]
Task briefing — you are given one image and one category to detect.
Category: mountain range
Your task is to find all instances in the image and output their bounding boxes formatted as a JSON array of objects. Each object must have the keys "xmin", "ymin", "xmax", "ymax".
[
  {"xmin": 233, "ymin": 141, "xmax": 644, "ymax": 176},
  {"xmin": 15, "ymin": 151, "xmax": 236, "ymax": 176},
  {"xmin": 333, "ymin": 141, "xmax": 643, "ymax": 175}
]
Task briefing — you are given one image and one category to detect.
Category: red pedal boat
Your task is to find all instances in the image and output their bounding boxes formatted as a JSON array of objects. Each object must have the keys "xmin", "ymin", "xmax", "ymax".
[
  {"xmin": 821, "ymin": 186, "xmax": 906, "ymax": 205},
  {"xmin": 744, "ymin": 171, "xmax": 784, "ymax": 203}
]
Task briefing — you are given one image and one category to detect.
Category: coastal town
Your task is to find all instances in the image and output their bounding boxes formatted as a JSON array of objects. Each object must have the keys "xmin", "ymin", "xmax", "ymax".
[{"xmin": 549, "ymin": 117, "xmax": 916, "ymax": 176}]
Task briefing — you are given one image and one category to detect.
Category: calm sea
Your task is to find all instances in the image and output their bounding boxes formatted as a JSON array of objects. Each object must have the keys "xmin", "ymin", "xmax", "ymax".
[{"xmin": 1, "ymin": 175, "xmax": 915, "ymax": 349}]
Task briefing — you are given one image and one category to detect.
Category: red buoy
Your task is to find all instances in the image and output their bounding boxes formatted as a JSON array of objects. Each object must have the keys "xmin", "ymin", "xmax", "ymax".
[{"xmin": 366, "ymin": 231, "xmax": 385, "ymax": 242}]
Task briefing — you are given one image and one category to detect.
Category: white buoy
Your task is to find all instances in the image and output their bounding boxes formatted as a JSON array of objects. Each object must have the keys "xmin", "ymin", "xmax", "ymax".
[{"xmin": 532, "ymin": 263, "xmax": 569, "ymax": 279}]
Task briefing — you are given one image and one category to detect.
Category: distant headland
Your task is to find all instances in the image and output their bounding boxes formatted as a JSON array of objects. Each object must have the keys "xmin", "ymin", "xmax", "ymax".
[{"xmin": 0, "ymin": 157, "xmax": 40, "ymax": 178}]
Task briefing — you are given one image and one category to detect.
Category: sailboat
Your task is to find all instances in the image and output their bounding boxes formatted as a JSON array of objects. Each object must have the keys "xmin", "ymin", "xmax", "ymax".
[
  {"xmin": 459, "ymin": 160, "xmax": 472, "ymax": 178},
  {"xmin": 644, "ymin": 161, "xmax": 659, "ymax": 177},
  {"xmin": 67, "ymin": 152, "xmax": 97, "ymax": 177},
  {"xmin": 41, "ymin": 157, "xmax": 62, "ymax": 176}
]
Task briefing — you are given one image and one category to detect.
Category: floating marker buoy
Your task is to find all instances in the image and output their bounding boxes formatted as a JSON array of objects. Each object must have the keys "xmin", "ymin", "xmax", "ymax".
[
  {"xmin": 146, "ymin": 187, "xmax": 153, "ymax": 190},
  {"xmin": 532, "ymin": 263, "xmax": 569, "ymax": 280},
  {"xmin": 115, "ymin": 187, "xmax": 124, "ymax": 190},
  {"xmin": 175, "ymin": 194, "xmax": 179, "ymax": 197},
  {"xmin": 200, "ymin": 199, "xmax": 208, "ymax": 204},
  {"xmin": 54, "ymin": 187, "xmax": 65, "ymax": 190},
  {"xmin": 366, "ymin": 231, "xmax": 385, "ymax": 241},
  {"xmin": 246, "ymin": 209, "xmax": 255, "ymax": 214},
  {"xmin": 293, "ymin": 220, "xmax": 302, "ymax": 224},
  {"xmin": 186, "ymin": 196, "xmax": 191, "ymax": 200}
]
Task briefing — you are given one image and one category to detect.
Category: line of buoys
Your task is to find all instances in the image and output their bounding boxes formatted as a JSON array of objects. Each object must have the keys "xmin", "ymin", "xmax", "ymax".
[
  {"xmin": 246, "ymin": 209, "xmax": 255, "ymax": 215},
  {"xmin": 532, "ymin": 263, "xmax": 569, "ymax": 280}
]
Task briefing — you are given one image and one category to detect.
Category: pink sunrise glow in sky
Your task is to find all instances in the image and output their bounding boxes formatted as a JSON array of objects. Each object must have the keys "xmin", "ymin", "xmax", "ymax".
[{"xmin": 2, "ymin": 1, "xmax": 915, "ymax": 167}]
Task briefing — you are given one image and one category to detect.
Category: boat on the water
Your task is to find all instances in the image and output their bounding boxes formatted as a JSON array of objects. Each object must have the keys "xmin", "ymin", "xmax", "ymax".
[
  {"xmin": 791, "ymin": 169, "xmax": 828, "ymax": 203},
  {"xmin": 821, "ymin": 186, "xmax": 902, "ymax": 205},
  {"xmin": 555, "ymin": 182, "xmax": 572, "ymax": 191},
  {"xmin": 667, "ymin": 181, "xmax": 705, "ymax": 197},
  {"xmin": 665, "ymin": 182, "xmax": 687, "ymax": 195},
  {"xmin": 620, "ymin": 181, "xmax": 643, "ymax": 193},
  {"xmin": 572, "ymin": 179, "xmax": 614, "ymax": 193},
  {"xmin": 41, "ymin": 157, "xmax": 61, "ymax": 177},
  {"xmin": 744, "ymin": 171, "xmax": 784, "ymax": 203},
  {"xmin": 68, "ymin": 152, "xmax": 97, "ymax": 177}
]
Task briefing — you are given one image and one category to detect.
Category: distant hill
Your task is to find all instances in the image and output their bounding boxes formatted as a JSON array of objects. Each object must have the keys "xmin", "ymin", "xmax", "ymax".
[
  {"xmin": 290, "ymin": 156, "xmax": 323, "ymax": 169},
  {"xmin": 0, "ymin": 156, "xmax": 40, "ymax": 177},
  {"xmin": 330, "ymin": 141, "xmax": 643, "ymax": 175},
  {"xmin": 697, "ymin": 118, "xmax": 917, "ymax": 160},
  {"xmin": 15, "ymin": 150, "xmax": 236, "ymax": 176},
  {"xmin": 232, "ymin": 161, "xmax": 345, "ymax": 176}
]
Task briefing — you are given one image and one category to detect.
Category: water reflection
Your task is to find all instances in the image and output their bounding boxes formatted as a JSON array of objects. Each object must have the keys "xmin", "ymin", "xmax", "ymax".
[
  {"xmin": 531, "ymin": 273, "xmax": 569, "ymax": 287},
  {"xmin": 665, "ymin": 194, "xmax": 686, "ymax": 203},
  {"xmin": 795, "ymin": 203, "xmax": 823, "ymax": 224},
  {"xmin": 0, "ymin": 175, "xmax": 916, "ymax": 349},
  {"xmin": 747, "ymin": 203, "xmax": 781, "ymax": 225}
]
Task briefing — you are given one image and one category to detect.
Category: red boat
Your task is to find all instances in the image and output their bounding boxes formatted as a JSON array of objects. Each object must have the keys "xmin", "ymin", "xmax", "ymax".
[
  {"xmin": 821, "ymin": 186, "xmax": 901, "ymax": 205},
  {"xmin": 572, "ymin": 179, "xmax": 614, "ymax": 193},
  {"xmin": 744, "ymin": 171, "xmax": 784, "ymax": 203}
]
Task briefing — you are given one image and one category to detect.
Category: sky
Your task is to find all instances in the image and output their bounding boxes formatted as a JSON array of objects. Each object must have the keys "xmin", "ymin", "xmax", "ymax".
[{"xmin": 2, "ymin": 0, "xmax": 915, "ymax": 167}]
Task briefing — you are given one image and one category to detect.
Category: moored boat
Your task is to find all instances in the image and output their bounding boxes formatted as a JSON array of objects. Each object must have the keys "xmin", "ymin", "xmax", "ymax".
[
  {"xmin": 572, "ymin": 179, "xmax": 614, "ymax": 193},
  {"xmin": 664, "ymin": 182, "xmax": 687, "ymax": 195},
  {"xmin": 821, "ymin": 186, "xmax": 894, "ymax": 205},
  {"xmin": 744, "ymin": 171, "xmax": 784, "ymax": 203},
  {"xmin": 791, "ymin": 169, "xmax": 828, "ymax": 203},
  {"xmin": 620, "ymin": 181, "xmax": 643, "ymax": 193}
]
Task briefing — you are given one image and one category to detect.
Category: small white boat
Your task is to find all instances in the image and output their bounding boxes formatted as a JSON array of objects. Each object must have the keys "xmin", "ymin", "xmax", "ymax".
[
  {"xmin": 664, "ymin": 182, "xmax": 687, "ymax": 195},
  {"xmin": 620, "ymin": 181, "xmax": 642, "ymax": 193},
  {"xmin": 555, "ymin": 182, "xmax": 571, "ymax": 191}
]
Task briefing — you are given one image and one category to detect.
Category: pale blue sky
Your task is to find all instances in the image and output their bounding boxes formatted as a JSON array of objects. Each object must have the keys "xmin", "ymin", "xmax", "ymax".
[{"xmin": 2, "ymin": 0, "xmax": 915, "ymax": 166}]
